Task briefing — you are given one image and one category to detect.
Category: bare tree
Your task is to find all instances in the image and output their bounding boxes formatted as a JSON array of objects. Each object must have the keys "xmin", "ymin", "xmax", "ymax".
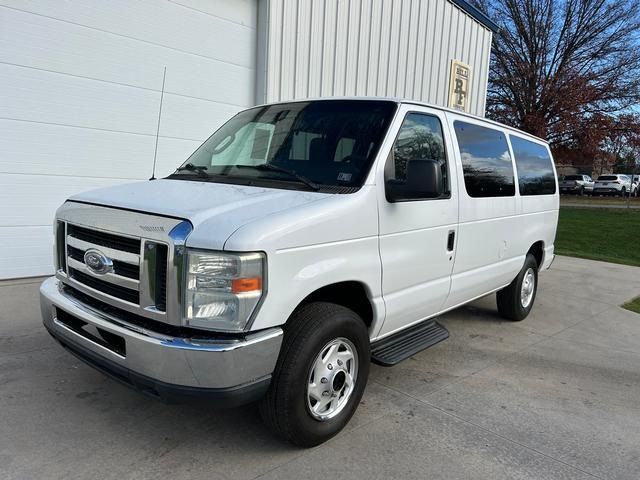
[{"xmin": 475, "ymin": 0, "xmax": 640, "ymax": 144}]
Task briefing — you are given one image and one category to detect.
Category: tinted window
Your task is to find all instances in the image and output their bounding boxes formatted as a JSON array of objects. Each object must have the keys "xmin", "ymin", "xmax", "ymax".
[
  {"xmin": 564, "ymin": 175, "xmax": 583, "ymax": 181},
  {"xmin": 385, "ymin": 113, "xmax": 449, "ymax": 199},
  {"xmin": 598, "ymin": 175, "xmax": 617, "ymax": 181},
  {"xmin": 173, "ymin": 100, "xmax": 397, "ymax": 192},
  {"xmin": 454, "ymin": 121, "xmax": 515, "ymax": 197},
  {"xmin": 510, "ymin": 136, "xmax": 556, "ymax": 195}
]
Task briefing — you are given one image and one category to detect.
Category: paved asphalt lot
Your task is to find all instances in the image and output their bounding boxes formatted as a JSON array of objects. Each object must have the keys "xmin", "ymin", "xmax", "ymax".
[{"xmin": 2, "ymin": 256, "xmax": 640, "ymax": 480}]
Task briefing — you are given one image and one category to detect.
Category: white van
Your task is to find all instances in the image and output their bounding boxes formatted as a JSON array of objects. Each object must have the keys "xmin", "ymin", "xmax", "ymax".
[{"xmin": 40, "ymin": 98, "xmax": 559, "ymax": 446}]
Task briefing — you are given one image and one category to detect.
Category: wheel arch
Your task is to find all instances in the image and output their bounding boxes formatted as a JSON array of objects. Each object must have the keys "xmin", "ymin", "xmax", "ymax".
[
  {"xmin": 293, "ymin": 281, "xmax": 375, "ymax": 330},
  {"xmin": 527, "ymin": 241, "xmax": 545, "ymax": 269}
]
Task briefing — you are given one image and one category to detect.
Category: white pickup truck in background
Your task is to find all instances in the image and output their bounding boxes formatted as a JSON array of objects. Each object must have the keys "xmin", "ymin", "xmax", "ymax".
[{"xmin": 41, "ymin": 98, "xmax": 559, "ymax": 446}]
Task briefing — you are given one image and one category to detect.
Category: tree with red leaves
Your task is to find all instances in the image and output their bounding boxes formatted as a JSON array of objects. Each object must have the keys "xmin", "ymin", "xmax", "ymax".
[{"xmin": 474, "ymin": 0, "xmax": 640, "ymax": 169}]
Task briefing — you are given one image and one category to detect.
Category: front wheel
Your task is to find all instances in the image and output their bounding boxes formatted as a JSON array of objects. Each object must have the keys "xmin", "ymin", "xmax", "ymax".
[
  {"xmin": 496, "ymin": 254, "xmax": 538, "ymax": 321},
  {"xmin": 259, "ymin": 302, "xmax": 370, "ymax": 447}
]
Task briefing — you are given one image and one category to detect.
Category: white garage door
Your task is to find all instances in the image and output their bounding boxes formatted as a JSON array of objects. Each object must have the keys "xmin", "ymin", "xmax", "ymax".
[{"xmin": 0, "ymin": 0, "xmax": 257, "ymax": 279}]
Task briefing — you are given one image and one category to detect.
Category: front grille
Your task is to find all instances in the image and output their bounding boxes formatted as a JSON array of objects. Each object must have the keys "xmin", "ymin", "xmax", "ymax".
[
  {"xmin": 67, "ymin": 224, "xmax": 141, "ymax": 254},
  {"xmin": 63, "ymin": 223, "xmax": 169, "ymax": 314},
  {"xmin": 70, "ymin": 268, "xmax": 139, "ymax": 304}
]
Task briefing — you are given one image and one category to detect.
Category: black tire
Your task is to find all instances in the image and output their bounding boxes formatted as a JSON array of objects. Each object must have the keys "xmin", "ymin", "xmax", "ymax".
[
  {"xmin": 620, "ymin": 187, "xmax": 626, "ymax": 198},
  {"xmin": 496, "ymin": 254, "xmax": 538, "ymax": 321},
  {"xmin": 259, "ymin": 302, "xmax": 370, "ymax": 447},
  {"xmin": 578, "ymin": 186, "xmax": 584, "ymax": 196}
]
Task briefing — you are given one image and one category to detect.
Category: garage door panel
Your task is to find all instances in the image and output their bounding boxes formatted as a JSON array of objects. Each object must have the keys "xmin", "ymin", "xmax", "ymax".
[
  {"xmin": 0, "ymin": 226, "xmax": 53, "ymax": 279},
  {"xmin": 0, "ymin": 7, "xmax": 254, "ymax": 106},
  {"xmin": 0, "ymin": 120, "xmax": 156, "ymax": 179},
  {"xmin": 171, "ymin": 0, "xmax": 257, "ymax": 27},
  {"xmin": 0, "ymin": 0, "xmax": 256, "ymax": 67},
  {"xmin": 0, "ymin": 173, "xmax": 133, "ymax": 226},
  {"xmin": 2, "ymin": 63, "xmax": 159, "ymax": 136}
]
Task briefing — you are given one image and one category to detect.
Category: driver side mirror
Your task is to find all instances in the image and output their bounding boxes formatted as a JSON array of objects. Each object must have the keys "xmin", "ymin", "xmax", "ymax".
[{"xmin": 386, "ymin": 159, "xmax": 444, "ymax": 202}]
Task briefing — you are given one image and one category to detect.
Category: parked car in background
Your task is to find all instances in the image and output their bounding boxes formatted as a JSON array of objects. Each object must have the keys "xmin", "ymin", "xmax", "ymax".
[
  {"xmin": 593, "ymin": 174, "xmax": 632, "ymax": 197},
  {"xmin": 559, "ymin": 174, "xmax": 594, "ymax": 195},
  {"xmin": 625, "ymin": 174, "xmax": 639, "ymax": 197}
]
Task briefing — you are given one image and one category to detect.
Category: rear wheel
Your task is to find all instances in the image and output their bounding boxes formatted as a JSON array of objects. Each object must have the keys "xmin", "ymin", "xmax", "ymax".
[
  {"xmin": 259, "ymin": 302, "xmax": 370, "ymax": 447},
  {"xmin": 578, "ymin": 186, "xmax": 585, "ymax": 196},
  {"xmin": 496, "ymin": 254, "xmax": 538, "ymax": 321},
  {"xmin": 620, "ymin": 187, "xmax": 627, "ymax": 197}
]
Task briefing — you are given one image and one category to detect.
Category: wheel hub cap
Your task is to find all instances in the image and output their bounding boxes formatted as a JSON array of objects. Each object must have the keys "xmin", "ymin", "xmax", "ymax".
[
  {"xmin": 521, "ymin": 268, "xmax": 535, "ymax": 308},
  {"xmin": 306, "ymin": 338, "xmax": 358, "ymax": 421}
]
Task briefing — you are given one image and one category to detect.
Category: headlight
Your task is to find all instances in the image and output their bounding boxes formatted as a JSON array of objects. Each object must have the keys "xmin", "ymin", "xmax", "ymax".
[{"xmin": 185, "ymin": 250, "xmax": 265, "ymax": 331}]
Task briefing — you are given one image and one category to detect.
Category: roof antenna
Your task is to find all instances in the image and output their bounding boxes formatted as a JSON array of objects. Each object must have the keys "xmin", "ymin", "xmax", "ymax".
[{"xmin": 150, "ymin": 66, "xmax": 167, "ymax": 180}]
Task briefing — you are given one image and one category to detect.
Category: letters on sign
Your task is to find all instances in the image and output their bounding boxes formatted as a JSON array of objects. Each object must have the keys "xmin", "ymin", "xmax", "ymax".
[{"xmin": 448, "ymin": 60, "xmax": 471, "ymax": 112}]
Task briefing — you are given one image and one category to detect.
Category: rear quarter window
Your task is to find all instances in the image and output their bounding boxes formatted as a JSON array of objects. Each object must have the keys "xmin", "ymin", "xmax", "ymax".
[
  {"xmin": 454, "ymin": 121, "xmax": 515, "ymax": 197},
  {"xmin": 510, "ymin": 136, "xmax": 556, "ymax": 195}
]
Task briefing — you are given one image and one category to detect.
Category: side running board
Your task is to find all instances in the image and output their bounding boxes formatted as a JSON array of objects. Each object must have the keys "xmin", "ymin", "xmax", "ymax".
[{"xmin": 371, "ymin": 319, "xmax": 449, "ymax": 366}]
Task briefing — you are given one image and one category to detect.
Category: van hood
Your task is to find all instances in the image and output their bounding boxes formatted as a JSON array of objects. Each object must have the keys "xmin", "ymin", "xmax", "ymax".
[{"xmin": 70, "ymin": 179, "xmax": 329, "ymax": 249}]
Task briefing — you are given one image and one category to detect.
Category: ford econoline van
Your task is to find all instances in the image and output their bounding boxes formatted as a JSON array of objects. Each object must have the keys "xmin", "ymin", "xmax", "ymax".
[{"xmin": 40, "ymin": 98, "xmax": 559, "ymax": 446}]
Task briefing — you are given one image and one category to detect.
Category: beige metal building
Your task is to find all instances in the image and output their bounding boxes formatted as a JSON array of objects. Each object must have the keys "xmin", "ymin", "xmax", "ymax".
[
  {"xmin": 258, "ymin": 0, "xmax": 496, "ymax": 115},
  {"xmin": 0, "ymin": 0, "xmax": 496, "ymax": 278}
]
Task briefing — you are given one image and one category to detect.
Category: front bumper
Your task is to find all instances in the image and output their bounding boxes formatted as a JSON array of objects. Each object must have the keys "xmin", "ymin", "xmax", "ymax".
[{"xmin": 40, "ymin": 277, "xmax": 283, "ymax": 406}]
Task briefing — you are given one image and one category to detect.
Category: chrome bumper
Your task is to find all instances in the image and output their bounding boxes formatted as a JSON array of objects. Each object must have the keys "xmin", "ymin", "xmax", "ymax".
[{"xmin": 40, "ymin": 277, "xmax": 283, "ymax": 404}]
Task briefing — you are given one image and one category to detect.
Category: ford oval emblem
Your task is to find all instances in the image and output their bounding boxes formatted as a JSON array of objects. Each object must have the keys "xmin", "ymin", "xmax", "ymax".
[{"xmin": 83, "ymin": 249, "xmax": 113, "ymax": 275}]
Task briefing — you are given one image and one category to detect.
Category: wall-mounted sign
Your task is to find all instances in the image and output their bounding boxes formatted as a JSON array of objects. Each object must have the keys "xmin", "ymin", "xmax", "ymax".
[{"xmin": 448, "ymin": 60, "xmax": 471, "ymax": 112}]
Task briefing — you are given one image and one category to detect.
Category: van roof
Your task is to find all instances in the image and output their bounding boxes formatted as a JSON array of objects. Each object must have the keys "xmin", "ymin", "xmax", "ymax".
[{"xmin": 252, "ymin": 97, "xmax": 549, "ymax": 145}]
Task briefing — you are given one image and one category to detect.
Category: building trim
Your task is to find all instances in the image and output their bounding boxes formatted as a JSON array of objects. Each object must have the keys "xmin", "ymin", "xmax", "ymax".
[{"xmin": 449, "ymin": 0, "xmax": 499, "ymax": 33}]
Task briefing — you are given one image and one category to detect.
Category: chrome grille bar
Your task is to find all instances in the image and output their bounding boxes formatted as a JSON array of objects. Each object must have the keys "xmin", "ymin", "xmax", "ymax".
[
  {"xmin": 67, "ymin": 236, "xmax": 140, "ymax": 265},
  {"xmin": 67, "ymin": 257, "xmax": 140, "ymax": 291}
]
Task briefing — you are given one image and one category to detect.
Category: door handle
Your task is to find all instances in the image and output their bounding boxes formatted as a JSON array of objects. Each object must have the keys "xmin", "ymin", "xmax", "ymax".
[{"xmin": 447, "ymin": 230, "xmax": 456, "ymax": 252}]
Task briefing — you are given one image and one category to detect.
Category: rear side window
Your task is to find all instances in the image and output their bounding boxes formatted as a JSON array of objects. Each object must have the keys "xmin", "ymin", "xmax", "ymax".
[
  {"xmin": 510, "ymin": 136, "xmax": 556, "ymax": 195},
  {"xmin": 454, "ymin": 121, "xmax": 515, "ymax": 197}
]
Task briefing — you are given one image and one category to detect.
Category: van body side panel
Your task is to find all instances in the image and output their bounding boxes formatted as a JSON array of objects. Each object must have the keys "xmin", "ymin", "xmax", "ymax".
[
  {"xmin": 510, "ymin": 137, "xmax": 559, "ymax": 271},
  {"xmin": 374, "ymin": 105, "xmax": 460, "ymax": 338},
  {"xmin": 443, "ymin": 113, "xmax": 522, "ymax": 308},
  {"xmin": 224, "ymin": 187, "xmax": 385, "ymax": 335}
]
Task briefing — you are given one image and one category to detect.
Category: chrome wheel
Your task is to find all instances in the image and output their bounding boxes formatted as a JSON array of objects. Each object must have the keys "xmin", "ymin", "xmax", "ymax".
[
  {"xmin": 306, "ymin": 337, "xmax": 358, "ymax": 421},
  {"xmin": 520, "ymin": 268, "xmax": 535, "ymax": 308}
]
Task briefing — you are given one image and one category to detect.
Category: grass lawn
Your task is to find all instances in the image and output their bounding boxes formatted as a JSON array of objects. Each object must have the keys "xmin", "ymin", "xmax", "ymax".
[
  {"xmin": 555, "ymin": 207, "xmax": 640, "ymax": 267},
  {"xmin": 623, "ymin": 297, "xmax": 640, "ymax": 314},
  {"xmin": 560, "ymin": 195, "xmax": 640, "ymax": 207}
]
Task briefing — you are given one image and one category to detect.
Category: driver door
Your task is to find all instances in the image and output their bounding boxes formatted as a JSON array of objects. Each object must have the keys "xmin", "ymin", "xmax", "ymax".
[{"xmin": 376, "ymin": 106, "xmax": 459, "ymax": 338}]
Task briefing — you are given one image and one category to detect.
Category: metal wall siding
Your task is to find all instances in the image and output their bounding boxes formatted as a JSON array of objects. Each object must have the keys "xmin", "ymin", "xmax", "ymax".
[{"xmin": 263, "ymin": 0, "xmax": 492, "ymax": 116}]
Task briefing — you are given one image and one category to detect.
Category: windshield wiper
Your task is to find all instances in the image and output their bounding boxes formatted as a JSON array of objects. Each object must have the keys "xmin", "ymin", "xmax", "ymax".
[
  {"xmin": 236, "ymin": 163, "xmax": 320, "ymax": 191},
  {"xmin": 174, "ymin": 163, "xmax": 209, "ymax": 179}
]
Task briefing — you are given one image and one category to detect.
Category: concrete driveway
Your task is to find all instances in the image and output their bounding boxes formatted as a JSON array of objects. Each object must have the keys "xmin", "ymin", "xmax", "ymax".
[{"xmin": 2, "ymin": 256, "xmax": 639, "ymax": 480}]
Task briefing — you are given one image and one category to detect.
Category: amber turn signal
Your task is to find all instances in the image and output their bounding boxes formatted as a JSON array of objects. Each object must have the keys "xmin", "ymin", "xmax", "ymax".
[{"xmin": 231, "ymin": 277, "xmax": 262, "ymax": 293}]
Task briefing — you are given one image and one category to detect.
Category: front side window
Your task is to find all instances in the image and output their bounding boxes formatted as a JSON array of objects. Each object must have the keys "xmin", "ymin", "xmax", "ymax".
[
  {"xmin": 385, "ymin": 113, "xmax": 449, "ymax": 200},
  {"xmin": 454, "ymin": 121, "xmax": 515, "ymax": 198},
  {"xmin": 510, "ymin": 136, "xmax": 556, "ymax": 195},
  {"xmin": 169, "ymin": 100, "xmax": 397, "ymax": 192}
]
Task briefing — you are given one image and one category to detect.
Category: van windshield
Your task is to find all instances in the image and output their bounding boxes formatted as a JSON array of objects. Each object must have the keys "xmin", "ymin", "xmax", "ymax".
[{"xmin": 168, "ymin": 100, "xmax": 398, "ymax": 192}]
